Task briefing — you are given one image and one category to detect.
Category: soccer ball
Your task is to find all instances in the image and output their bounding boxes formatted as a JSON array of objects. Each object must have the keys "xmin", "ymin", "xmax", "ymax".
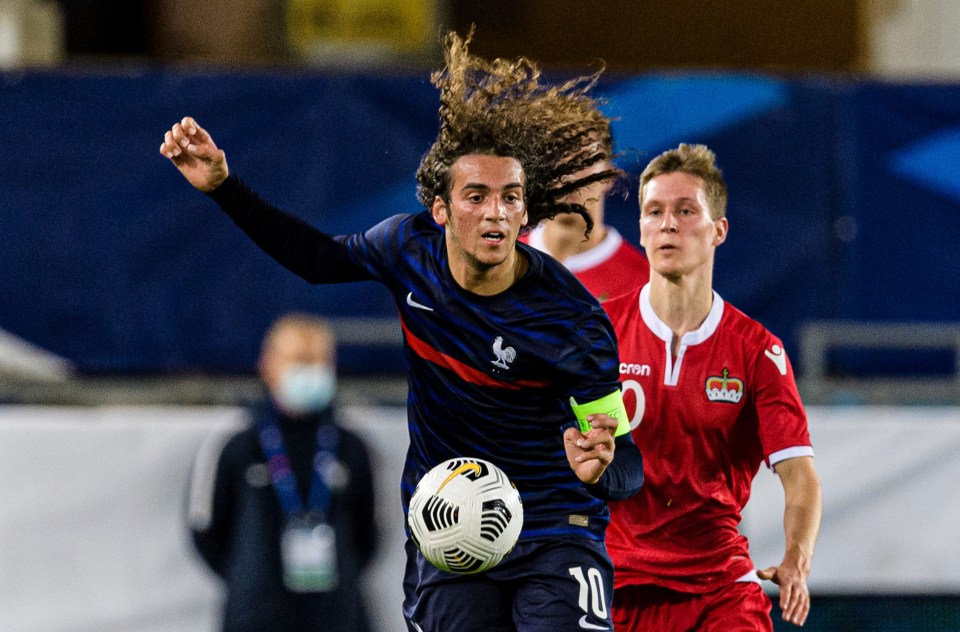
[{"xmin": 408, "ymin": 457, "xmax": 523, "ymax": 574}]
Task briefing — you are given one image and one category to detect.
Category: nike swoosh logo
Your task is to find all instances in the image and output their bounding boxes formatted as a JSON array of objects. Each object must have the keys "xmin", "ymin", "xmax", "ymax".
[
  {"xmin": 578, "ymin": 615, "xmax": 609, "ymax": 630},
  {"xmin": 437, "ymin": 463, "xmax": 482, "ymax": 493},
  {"xmin": 406, "ymin": 292, "xmax": 434, "ymax": 312},
  {"xmin": 764, "ymin": 345, "xmax": 788, "ymax": 376}
]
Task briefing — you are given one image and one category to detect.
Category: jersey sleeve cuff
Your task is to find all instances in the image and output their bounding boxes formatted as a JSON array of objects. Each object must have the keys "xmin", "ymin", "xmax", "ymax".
[{"xmin": 767, "ymin": 446, "xmax": 814, "ymax": 469}]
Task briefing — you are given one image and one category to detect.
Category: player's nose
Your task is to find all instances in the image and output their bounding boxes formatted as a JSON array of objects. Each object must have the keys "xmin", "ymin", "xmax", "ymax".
[
  {"xmin": 484, "ymin": 197, "xmax": 508, "ymax": 220},
  {"xmin": 660, "ymin": 210, "xmax": 679, "ymax": 232}
]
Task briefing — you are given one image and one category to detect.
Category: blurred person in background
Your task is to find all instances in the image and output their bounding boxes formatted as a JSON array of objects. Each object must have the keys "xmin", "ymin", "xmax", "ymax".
[
  {"xmin": 602, "ymin": 144, "xmax": 822, "ymax": 630},
  {"xmin": 187, "ymin": 313, "xmax": 378, "ymax": 632},
  {"xmin": 522, "ymin": 126, "xmax": 649, "ymax": 302}
]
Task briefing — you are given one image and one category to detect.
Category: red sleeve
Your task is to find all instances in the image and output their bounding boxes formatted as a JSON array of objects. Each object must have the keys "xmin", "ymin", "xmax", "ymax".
[{"xmin": 750, "ymin": 331, "xmax": 813, "ymax": 468}]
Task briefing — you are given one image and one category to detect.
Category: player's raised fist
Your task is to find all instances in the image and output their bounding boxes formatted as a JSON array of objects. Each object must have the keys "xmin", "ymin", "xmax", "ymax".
[{"xmin": 159, "ymin": 116, "xmax": 229, "ymax": 193}]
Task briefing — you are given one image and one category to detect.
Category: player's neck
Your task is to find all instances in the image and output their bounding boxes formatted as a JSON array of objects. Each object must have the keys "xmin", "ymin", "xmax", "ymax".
[
  {"xmin": 451, "ymin": 249, "xmax": 530, "ymax": 296},
  {"xmin": 648, "ymin": 270, "xmax": 715, "ymax": 343}
]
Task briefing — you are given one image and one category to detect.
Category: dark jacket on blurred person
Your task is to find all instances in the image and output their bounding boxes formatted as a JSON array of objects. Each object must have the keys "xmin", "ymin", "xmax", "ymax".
[
  {"xmin": 187, "ymin": 314, "xmax": 378, "ymax": 632},
  {"xmin": 189, "ymin": 402, "xmax": 377, "ymax": 632}
]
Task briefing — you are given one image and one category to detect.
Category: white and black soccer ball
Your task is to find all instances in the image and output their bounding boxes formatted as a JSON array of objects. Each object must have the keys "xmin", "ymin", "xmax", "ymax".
[{"xmin": 408, "ymin": 457, "xmax": 523, "ymax": 574}]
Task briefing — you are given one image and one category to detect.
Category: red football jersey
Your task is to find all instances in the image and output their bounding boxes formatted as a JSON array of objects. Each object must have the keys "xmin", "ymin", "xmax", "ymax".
[
  {"xmin": 603, "ymin": 284, "xmax": 813, "ymax": 593},
  {"xmin": 523, "ymin": 225, "xmax": 649, "ymax": 302}
]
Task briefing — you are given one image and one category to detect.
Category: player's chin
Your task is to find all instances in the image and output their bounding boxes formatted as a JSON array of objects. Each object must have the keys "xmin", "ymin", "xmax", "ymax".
[
  {"xmin": 475, "ymin": 249, "xmax": 512, "ymax": 268},
  {"xmin": 651, "ymin": 264, "xmax": 686, "ymax": 281},
  {"xmin": 553, "ymin": 214, "xmax": 584, "ymax": 229}
]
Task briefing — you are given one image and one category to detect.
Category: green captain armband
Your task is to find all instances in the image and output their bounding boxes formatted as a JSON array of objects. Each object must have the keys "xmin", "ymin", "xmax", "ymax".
[{"xmin": 570, "ymin": 390, "xmax": 630, "ymax": 437}]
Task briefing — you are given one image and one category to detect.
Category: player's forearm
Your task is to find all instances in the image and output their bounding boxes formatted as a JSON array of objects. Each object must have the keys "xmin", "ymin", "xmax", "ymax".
[
  {"xmin": 783, "ymin": 493, "xmax": 821, "ymax": 570},
  {"xmin": 207, "ymin": 174, "xmax": 371, "ymax": 283},
  {"xmin": 585, "ymin": 435, "xmax": 644, "ymax": 501},
  {"xmin": 780, "ymin": 460, "xmax": 822, "ymax": 571}
]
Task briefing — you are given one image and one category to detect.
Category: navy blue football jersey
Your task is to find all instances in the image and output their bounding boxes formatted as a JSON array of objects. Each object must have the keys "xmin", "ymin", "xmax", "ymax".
[{"xmin": 341, "ymin": 211, "xmax": 622, "ymax": 539}]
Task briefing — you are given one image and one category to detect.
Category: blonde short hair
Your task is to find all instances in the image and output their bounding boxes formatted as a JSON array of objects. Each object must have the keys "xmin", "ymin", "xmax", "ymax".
[{"xmin": 639, "ymin": 144, "xmax": 727, "ymax": 220}]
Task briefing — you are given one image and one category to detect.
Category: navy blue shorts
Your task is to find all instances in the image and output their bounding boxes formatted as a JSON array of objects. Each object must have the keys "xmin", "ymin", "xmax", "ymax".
[{"xmin": 403, "ymin": 537, "xmax": 614, "ymax": 632}]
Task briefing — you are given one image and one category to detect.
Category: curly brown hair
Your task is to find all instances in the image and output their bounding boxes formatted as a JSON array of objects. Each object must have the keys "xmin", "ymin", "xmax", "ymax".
[{"xmin": 415, "ymin": 31, "xmax": 618, "ymax": 236}]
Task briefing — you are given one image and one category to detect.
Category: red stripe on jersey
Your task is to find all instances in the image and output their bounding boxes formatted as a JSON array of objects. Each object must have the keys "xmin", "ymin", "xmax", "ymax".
[{"xmin": 399, "ymin": 316, "xmax": 549, "ymax": 390}]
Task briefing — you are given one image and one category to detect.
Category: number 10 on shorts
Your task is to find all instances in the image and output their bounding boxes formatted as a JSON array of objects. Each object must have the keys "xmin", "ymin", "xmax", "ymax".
[{"xmin": 568, "ymin": 566, "xmax": 608, "ymax": 619}]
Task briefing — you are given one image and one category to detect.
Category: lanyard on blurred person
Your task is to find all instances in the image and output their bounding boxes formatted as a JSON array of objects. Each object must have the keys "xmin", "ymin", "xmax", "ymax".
[
  {"xmin": 256, "ymin": 416, "xmax": 340, "ymax": 521},
  {"xmin": 258, "ymin": 415, "xmax": 342, "ymax": 592}
]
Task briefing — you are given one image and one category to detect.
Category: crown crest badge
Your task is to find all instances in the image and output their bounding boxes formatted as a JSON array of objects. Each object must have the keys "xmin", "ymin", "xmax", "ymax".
[{"xmin": 705, "ymin": 368, "xmax": 744, "ymax": 403}]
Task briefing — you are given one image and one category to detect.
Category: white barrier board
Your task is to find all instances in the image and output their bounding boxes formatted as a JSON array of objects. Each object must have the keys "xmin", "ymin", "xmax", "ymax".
[{"xmin": 2, "ymin": 404, "xmax": 959, "ymax": 631}]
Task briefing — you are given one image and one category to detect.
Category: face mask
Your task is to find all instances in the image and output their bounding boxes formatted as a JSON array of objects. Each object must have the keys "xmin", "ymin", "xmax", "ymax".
[{"xmin": 274, "ymin": 364, "xmax": 336, "ymax": 415}]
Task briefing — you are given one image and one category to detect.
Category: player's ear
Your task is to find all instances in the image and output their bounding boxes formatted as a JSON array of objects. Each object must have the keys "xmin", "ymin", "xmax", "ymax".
[
  {"xmin": 432, "ymin": 196, "xmax": 449, "ymax": 226},
  {"xmin": 713, "ymin": 217, "xmax": 728, "ymax": 247}
]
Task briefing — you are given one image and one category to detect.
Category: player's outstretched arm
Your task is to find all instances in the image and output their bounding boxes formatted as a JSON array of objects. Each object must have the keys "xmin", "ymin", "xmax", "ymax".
[
  {"xmin": 160, "ymin": 116, "xmax": 229, "ymax": 193},
  {"xmin": 158, "ymin": 116, "xmax": 373, "ymax": 286},
  {"xmin": 757, "ymin": 455, "xmax": 822, "ymax": 627}
]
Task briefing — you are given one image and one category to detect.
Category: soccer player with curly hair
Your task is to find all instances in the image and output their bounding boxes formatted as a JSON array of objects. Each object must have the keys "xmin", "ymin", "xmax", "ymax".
[{"xmin": 161, "ymin": 31, "xmax": 643, "ymax": 632}]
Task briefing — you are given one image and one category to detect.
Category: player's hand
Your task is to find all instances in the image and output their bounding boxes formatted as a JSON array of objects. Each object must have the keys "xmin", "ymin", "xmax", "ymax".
[
  {"xmin": 758, "ymin": 556, "xmax": 811, "ymax": 627},
  {"xmin": 563, "ymin": 413, "xmax": 617, "ymax": 485},
  {"xmin": 159, "ymin": 116, "xmax": 229, "ymax": 192}
]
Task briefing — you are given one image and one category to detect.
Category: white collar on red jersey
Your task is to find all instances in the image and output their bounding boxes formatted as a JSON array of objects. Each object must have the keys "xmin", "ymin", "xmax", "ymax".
[
  {"xmin": 638, "ymin": 283, "xmax": 725, "ymax": 346},
  {"xmin": 526, "ymin": 224, "xmax": 623, "ymax": 272}
]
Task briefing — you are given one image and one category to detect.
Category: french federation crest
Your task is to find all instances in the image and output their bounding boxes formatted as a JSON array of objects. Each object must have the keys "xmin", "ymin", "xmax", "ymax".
[
  {"xmin": 490, "ymin": 336, "xmax": 516, "ymax": 370},
  {"xmin": 705, "ymin": 368, "xmax": 744, "ymax": 403}
]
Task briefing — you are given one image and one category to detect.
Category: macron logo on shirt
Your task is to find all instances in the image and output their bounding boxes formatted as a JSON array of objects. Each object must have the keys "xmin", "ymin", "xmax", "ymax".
[
  {"xmin": 764, "ymin": 345, "xmax": 788, "ymax": 376},
  {"xmin": 620, "ymin": 363, "xmax": 651, "ymax": 376}
]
